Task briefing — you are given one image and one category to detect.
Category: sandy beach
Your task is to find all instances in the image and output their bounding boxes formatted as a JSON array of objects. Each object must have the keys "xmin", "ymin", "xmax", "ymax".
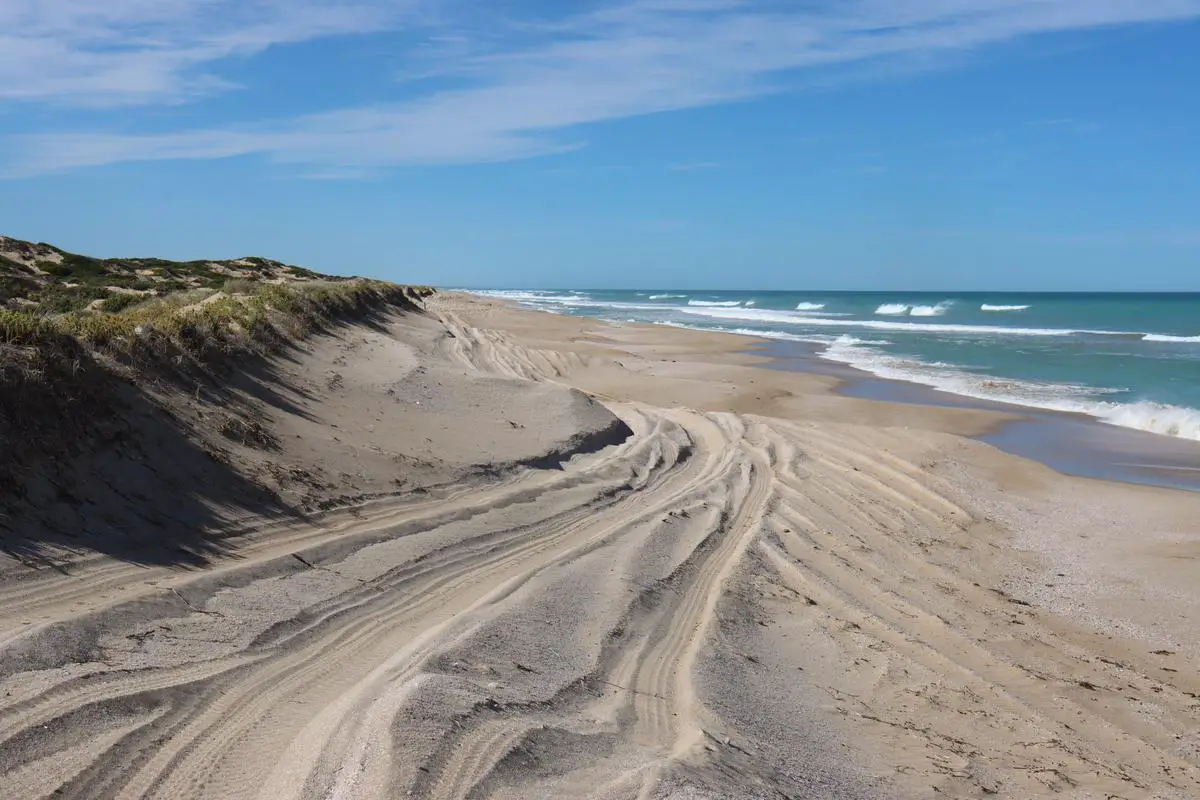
[{"xmin": 2, "ymin": 291, "xmax": 1198, "ymax": 799}]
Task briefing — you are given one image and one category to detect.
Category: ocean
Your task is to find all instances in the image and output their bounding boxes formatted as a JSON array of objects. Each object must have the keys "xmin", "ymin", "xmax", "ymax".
[{"xmin": 473, "ymin": 290, "xmax": 1200, "ymax": 442}]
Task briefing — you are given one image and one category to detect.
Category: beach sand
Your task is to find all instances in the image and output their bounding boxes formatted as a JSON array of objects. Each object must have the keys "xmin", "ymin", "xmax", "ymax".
[{"xmin": 1, "ymin": 292, "xmax": 1198, "ymax": 799}]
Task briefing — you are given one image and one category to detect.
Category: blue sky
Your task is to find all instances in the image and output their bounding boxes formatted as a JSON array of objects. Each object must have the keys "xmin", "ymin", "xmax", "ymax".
[{"xmin": 2, "ymin": 1, "xmax": 1199, "ymax": 290}]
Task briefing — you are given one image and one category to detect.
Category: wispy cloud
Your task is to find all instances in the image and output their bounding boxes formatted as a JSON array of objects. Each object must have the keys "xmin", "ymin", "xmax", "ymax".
[
  {"xmin": 4, "ymin": 0, "xmax": 1200, "ymax": 176},
  {"xmin": 0, "ymin": 1, "xmax": 422, "ymax": 107}
]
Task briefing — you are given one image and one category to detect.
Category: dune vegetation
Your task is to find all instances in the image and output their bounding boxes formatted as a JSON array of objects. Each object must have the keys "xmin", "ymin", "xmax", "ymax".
[{"xmin": 0, "ymin": 235, "xmax": 431, "ymax": 356}]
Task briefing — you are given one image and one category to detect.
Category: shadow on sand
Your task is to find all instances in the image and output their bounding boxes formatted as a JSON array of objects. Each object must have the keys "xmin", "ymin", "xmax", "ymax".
[{"xmin": 0, "ymin": 300, "xmax": 422, "ymax": 571}]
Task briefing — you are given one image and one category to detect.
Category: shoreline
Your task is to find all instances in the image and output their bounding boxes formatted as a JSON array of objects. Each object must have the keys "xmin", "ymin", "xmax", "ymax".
[
  {"xmin": 471, "ymin": 292, "xmax": 1200, "ymax": 492},
  {"xmin": 751, "ymin": 338, "xmax": 1200, "ymax": 492},
  {"xmin": 475, "ymin": 289, "xmax": 1200, "ymax": 482}
]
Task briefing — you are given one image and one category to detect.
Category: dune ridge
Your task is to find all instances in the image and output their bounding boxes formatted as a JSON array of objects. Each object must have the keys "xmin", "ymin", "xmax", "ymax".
[{"xmin": 0, "ymin": 293, "xmax": 1197, "ymax": 798}]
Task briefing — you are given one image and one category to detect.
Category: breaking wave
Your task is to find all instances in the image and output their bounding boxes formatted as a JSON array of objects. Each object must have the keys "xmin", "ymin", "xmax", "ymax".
[
  {"xmin": 875, "ymin": 301, "xmax": 953, "ymax": 317},
  {"xmin": 678, "ymin": 306, "xmax": 1076, "ymax": 336},
  {"xmin": 1143, "ymin": 333, "xmax": 1200, "ymax": 343},
  {"xmin": 910, "ymin": 302, "xmax": 953, "ymax": 317},
  {"xmin": 821, "ymin": 336, "xmax": 1200, "ymax": 441}
]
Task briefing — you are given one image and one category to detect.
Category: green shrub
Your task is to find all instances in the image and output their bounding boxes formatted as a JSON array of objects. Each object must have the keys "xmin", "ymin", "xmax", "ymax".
[
  {"xmin": 0, "ymin": 309, "xmax": 55, "ymax": 344},
  {"xmin": 34, "ymin": 285, "xmax": 108, "ymax": 314},
  {"xmin": 59, "ymin": 253, "xmax": 107, "ymax": 277},
  {"xmin": 100, "ymin": 293, "xmax": 144, "ymax": 313},
  {"xmin": 38, "ymin": 262, "xmax": 72, "ymax": 277},
  {"xmin": 1, "ymin": 276, "xmax": 35, "ymax": 303}
]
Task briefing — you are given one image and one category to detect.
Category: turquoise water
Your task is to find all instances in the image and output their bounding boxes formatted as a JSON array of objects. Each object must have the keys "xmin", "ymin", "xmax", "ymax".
[{"xmin": 473, "ymin": 290, "xmax": 1200, "ymax": 441}]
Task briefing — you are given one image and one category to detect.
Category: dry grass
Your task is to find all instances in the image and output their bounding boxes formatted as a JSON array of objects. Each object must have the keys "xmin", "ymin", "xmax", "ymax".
[
  {"xmin": 215, "ymin": 411, "xmax": 280, "ymax": 451},
  {"xmin": 1, "ymin": 280, "xmax": 432, "ymax": 353}
]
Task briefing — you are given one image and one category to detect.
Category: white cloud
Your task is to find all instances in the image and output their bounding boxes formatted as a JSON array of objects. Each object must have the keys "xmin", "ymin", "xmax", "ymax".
[
  {"xmin": 0, "ymin": 0, "xmax": 420, "ymax": 106},
  {"xmin": 4, "ymin": 0, "xmax": 1200, "ymax": 176}
]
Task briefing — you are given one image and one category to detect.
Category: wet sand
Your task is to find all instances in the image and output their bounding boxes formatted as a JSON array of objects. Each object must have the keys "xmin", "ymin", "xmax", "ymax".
[{"xmin": 756, "ymin": 339, "xmax": 1200, "ymax": 492}]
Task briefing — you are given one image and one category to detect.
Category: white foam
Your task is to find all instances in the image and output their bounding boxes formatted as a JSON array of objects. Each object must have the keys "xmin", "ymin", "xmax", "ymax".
[
  {"xmin": 981, "ymin": 304, "xmax": 1030, "ymax": 312},
  {"xmin": 831, "ymin": 335, "xmax": 894, "ymax": 347},
  {"xmin": 473, "ymin": 290, "xmax": 668, "ymax": 313},
  {"xmin": 560, "ymin": 299, "xmax": 667, "ymax": 311},
  {"xmin": 909, "ymin": 301, "xmax": 953, "ymax": 317},
  {"xmin": 690, "ymin": 326, "xmax": 808, "ymax": 341},
  {"xmin": 822, "ymin": 336, "xmax": 1200, "ymax": 441},
  {"xmin": 1097, "ymin": 402, "xmax": 1200, "ymax": 439},
  {"xmin": 795, "ymin": 302, "xmax": 826, "ymax": 311},
  {"xmin": 744, "ymin": 300, "xmax": 756, "ymax": 307},
  {"xmin": 649, "ymin": 294, "xmax": 688, "ymax": 300},
  {"xmin": 876, "ymin": 301, "xmax": 953, "ymax": 316},
  {"xmin": 477, "ymin": 290, "xmax": 1150, "ymax": 341},
  {"xmin": 474, "ymin": 290, "xmax": 577, "ymax": 303},
  {"xmin": 678, "ymin": 306, "xmax": 1077, "ymax": 336},
  {"xmin": 1143, "ymin": 333, "xmax": 1200, "ymax": 343}
]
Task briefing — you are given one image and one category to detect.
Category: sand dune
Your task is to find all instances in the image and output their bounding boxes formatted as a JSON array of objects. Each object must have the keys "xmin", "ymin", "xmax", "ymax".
[{"xmin": 1, "ymin": 294, "xmax": 1198, "ymax": 798}]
